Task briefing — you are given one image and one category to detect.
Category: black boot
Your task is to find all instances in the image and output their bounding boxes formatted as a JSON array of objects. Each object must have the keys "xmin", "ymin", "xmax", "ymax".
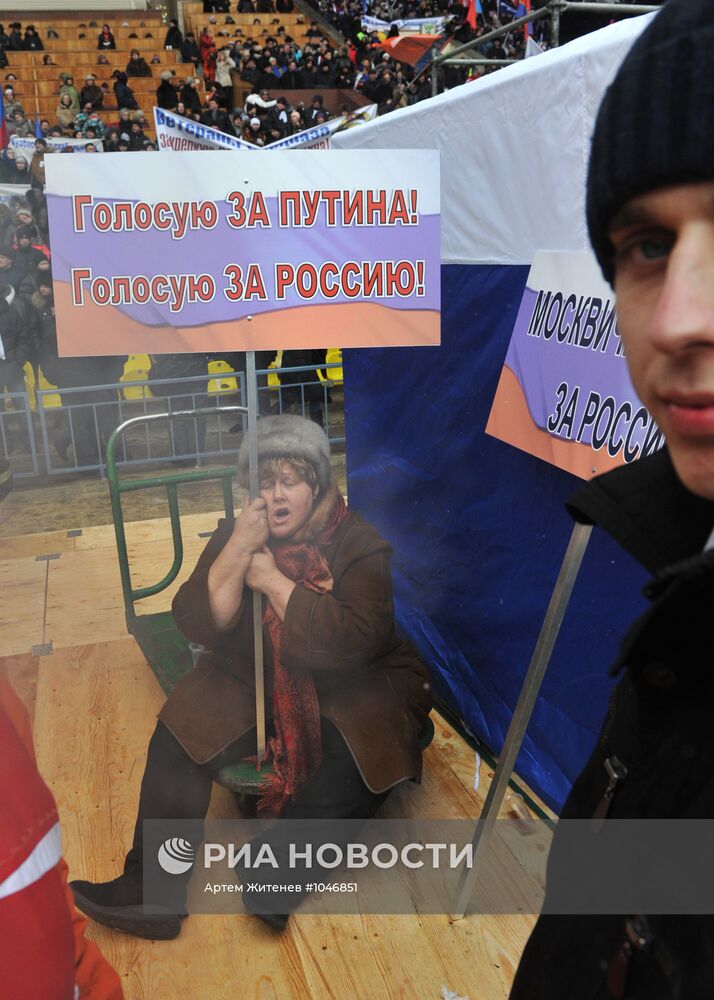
[{"xmin": 70, "ymin": 872, "xmax": 183, "ymax": 940}]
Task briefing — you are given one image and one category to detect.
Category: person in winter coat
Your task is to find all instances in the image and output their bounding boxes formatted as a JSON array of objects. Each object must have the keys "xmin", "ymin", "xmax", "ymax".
[
  {"xmin": 509, "ymin": 3, "xmax": 714, "ymax": 998},
  {"xmin": 97, "ymin": 24, "xmax": 116, "ymax": 49},
  {"xmin": 164, "ymin": 18, "xmax": 183, "ymax": 49},
  {"xmin": 4, "ymin": 154, "xmax": 30, "ymax": 184},
  {"xmin": 6, "ymin": 24, "xmax": 23, "ymax": 51},
  {"xmin": 55, "ymin": 93, "xmax": 76, "ymax": 133},
  {"xmin": 242, "ymin": 114, "xmax": 266, "ymax": 145},
  {"xmin": 179, "ymin": 77, "xmax": 202, "ymax": 113},
  {"xmin": 156, "ymin": 71, "xmax": 178, "ymax": 110},
  {"xmin": 114, "ymin": 107, "xmax": 134, "ymax": 132},
  {"xmin": 58, "ymin": 74, "xmax": 80, "ymax": 113},
  {"xmin": 125, "ymin": 49, "xmax": 151, "ymax": 78},
  {"xmin": 76, "ymin": 104, "xmax": 105, "ymax": 138},
  {"xmin": 3, "ymin": 85, "xmax": 23, "ymax": 120},
  {"xmin": 22, "ymin": 25, "xmax": 43, "ymax": 50},
  {"xmin": 113, "ymin": 72, "xmax": 138, "ymax": 110},
  {"xmin": 201, "ymin": 97, "xmax": 235, "ymax": 135},
  {"xmin": 79, "ymin": 75, "xmax": 103, "ymax": 110},
  {"xmin": 214, "ymin": 48, "xmax": 235, "ymax": 94},
  {"xmin": 0, "ymin": 249, "xmax": 25, "ymax": 291},
  {"xmin": 69, "ymin": 414, "xmax": 433, "ymax": 939},
  {"xmin": 127, "ymin": 121, "xmax": 147, "ymax": 151},
  {"xmin": 199, "ymin": 28, "xmax": 216, "ymax": 83},
  {"xmin": 28, "ymin": 140, "xmax": 51, "ymax": 189},
  {"xmin": 8, "ymin": 110, "xmax": 31, "ymax": 137},
  {"xmin": 14, "ymin": 225, "xmax": 46, "ymax": 275},
  {"xmin": 0, "ymin": 283, "xmax": 25, "ymax": 396},
  {"xmin": 180, "ymin": 32, "xmax": 200, "ymax": 70}
]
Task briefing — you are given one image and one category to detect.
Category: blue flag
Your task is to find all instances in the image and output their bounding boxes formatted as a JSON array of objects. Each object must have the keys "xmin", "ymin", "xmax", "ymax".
[{"xmin": 34, "ymin": 113, "xmax": 42, "ymax": 139}]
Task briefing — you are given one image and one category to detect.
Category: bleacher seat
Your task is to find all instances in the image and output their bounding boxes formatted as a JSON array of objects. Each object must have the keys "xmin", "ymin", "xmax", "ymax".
[
  {"xmin": 120, "ymin": 355, "xmax": 152, "ymax": 401},
  {"xmin": 1, "ymin": 9, "xmax": 184, "ymax": 123},
  {"xmin": 207, "ymin": 359, "xmax": 239, "ymax": 396}
]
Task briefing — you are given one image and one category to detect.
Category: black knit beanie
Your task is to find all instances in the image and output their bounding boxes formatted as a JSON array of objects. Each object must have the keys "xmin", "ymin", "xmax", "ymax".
[{"xmin": 587, "ymin": 0, "xmax": 714, "ymax": 284}]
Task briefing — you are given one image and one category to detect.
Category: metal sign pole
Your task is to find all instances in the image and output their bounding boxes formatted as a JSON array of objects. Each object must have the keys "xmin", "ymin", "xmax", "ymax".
[
  {"xmin": 451, "ymin": 521, "xmax": 593, "ymax": 919},
  {"xmin": 246, "ymin": 350, "xmax": 266, "ymax": 764}
]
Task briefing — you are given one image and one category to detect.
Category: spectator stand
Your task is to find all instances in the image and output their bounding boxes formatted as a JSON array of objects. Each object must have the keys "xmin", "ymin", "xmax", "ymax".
[
  {"xmin": 2, "ymin": 10, "xmax": 186, "ymax": 134},
  {"xmin": 182, "ymin": 7, "xmax": 314, "ymax": 44}
]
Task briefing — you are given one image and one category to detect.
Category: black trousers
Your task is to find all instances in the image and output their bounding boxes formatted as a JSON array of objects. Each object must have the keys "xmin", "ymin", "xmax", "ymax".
[{"xmin": 126, "ymin": 718, "xmax": 389, "ymax": 912}]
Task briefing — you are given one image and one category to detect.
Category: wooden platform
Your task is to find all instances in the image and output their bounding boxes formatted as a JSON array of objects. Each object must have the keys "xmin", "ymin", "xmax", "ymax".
[{"xmin": 0, "ymin": 513, "xmax": 550, "ymax": 999}]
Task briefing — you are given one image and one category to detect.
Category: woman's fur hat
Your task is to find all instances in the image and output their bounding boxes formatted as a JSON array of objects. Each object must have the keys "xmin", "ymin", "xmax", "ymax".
[{"xmin": 237, "ymin": 414, "xmax": 331, "ymax": 492}]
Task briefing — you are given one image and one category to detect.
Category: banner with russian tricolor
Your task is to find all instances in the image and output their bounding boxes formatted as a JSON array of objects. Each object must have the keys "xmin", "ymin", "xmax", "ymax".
[
  {"xmin": 486, "ymin": 251, "xmax": 662, "ymax": 479},
  {"xmin": 44, "ymin": 149, "xmax": 440, "ymax": 357}
]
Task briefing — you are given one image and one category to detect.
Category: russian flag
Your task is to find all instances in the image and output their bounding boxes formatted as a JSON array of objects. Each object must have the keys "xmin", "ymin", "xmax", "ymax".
[
  {"xmin": 0, "ymin": 91, "xmax": 8, "ymax": 150},
  {"xmin": 517, "ymin": 0, "xmax": 533, "ymax": 36}
]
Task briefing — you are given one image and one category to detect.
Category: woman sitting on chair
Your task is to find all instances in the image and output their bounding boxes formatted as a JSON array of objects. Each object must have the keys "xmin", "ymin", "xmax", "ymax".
[{"xmin": 70, "ymin": 414, "xmax": 433, "ymax": 939}]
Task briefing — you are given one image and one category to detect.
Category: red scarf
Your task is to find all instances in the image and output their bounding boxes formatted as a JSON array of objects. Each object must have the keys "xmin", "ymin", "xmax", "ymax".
[{"xmin": 257, "ymin": 485, "xmax": 349, "ymax": 816}]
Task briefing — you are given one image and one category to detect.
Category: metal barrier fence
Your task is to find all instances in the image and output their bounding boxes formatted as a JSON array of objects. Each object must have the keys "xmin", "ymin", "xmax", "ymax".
[
  {"xmin": 0, "ymin": 363, "xmax": 344, "ymax": 479},
  {"xmin": 0, "ymin": 390, "xmax": 39, "ymax": 480}
]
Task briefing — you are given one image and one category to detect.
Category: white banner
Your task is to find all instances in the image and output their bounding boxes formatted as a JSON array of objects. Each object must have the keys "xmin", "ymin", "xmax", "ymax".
[
  {"xmin": 155, "ymin": 106, "xmax": 378, "ymax": 154},
  {"xmin": 45, "ymin": 148, "xmax": 441, "ymax": 355},
  {"xmin": 10, "ymin": 134, "xmax": 104, "ymax": 164},
  {"xmin": 153, "ymin": 107, "xmax": 256, "ymax": 152},
  {"xmin": 361, "ymin": 15, "xmax": 447, "ymax": 35},
  {"xmin": 0, "ymin": 182, "xmax": 30, "ymax": 203}
]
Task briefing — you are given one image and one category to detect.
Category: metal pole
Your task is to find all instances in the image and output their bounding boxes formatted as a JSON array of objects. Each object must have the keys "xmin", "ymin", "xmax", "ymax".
[
  {"xmin": 551, "ymin": 0, "xmax": 565, "ymax": 45},
  {"xmin": 431, "ymin": 62, "xmax": 438, "ymax": 98},
  {"xmin": 564, "ymin": 1, "xmax": 660, "ymax": 12},
  {"xmin": 443, "ymin": 57, "xmax": 519, "ymax": 66},
  {"xmin": 451, "ymin": 521, "xmax": 593, "ymax": 920},
  {"xmin": 246, "ymin": 350, "xmax": 266, "ymax": 765}
]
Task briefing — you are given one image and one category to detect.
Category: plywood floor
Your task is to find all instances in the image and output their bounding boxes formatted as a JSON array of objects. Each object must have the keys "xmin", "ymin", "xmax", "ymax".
[{"xmin": 0, "ymin": 515, "xmax": 550, "ymax": 1000}]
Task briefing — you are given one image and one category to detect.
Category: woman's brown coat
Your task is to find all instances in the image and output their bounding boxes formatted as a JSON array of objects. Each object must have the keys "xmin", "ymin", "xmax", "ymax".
[{"xmin": 159, "ymin": 505, "xmax": 433, "ymax": 793}]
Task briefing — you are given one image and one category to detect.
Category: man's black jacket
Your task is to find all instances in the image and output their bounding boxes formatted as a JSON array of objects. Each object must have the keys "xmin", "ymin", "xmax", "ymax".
[{"xmin": 510, "ymin": 448, "xmax": 714, "ymax": 999}]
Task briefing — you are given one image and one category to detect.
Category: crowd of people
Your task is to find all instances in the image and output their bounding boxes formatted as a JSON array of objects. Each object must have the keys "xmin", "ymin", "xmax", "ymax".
[
  {"xmin": 0, "ymin": 0, "xmax": 554, "ymax": 466},
  {"xmin": 0, "ymin": 0, "xmax": 557, "ymax": 163},
  {"xmin": 0, "ymin": 0, "xmax": 560, "ymax": 461}
]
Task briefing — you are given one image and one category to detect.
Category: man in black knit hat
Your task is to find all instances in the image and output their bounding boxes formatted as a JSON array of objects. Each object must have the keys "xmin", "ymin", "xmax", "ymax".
[{"xmin": 510, "ymin": 1, "xmax": 714, "ymax": 997}]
